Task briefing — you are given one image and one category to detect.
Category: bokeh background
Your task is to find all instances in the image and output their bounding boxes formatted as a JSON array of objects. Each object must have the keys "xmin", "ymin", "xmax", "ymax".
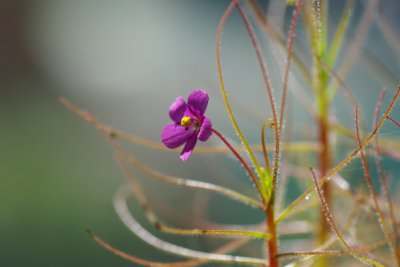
[{"xmin": 1, "ymin": 1, "xmax": 400, "ymax": 266}]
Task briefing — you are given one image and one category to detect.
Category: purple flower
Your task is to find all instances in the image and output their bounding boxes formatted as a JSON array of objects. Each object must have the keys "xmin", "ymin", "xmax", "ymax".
[{"xmin": 161, "ymin": 89, "xmax": 212, "ymax": 161}]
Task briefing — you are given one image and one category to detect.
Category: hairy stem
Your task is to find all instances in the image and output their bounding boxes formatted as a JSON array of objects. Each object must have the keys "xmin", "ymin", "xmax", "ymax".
[
  {"xmin": 212, "ymin": 128, "xmax": 266, "ymax": 205},
  {"xmin": 266, "ymin": 201, "xmax": 279, "ymax": 267},
  {"xmin": 311, "ymin": 1, "xmax": 331, "ymax": 261}
]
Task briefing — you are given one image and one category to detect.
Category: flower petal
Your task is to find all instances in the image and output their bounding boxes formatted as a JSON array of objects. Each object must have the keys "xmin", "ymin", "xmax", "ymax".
[
  {"xmin": 161, "ymin": 123, "xmax": 194, "ymax": 149},
  {"xmin": 179, "ymin": 133, "xmax": 198, "ymax": 161},
  {"xmin": 187, "ymin": 89, "xmax": 209, "ymax": 117},
  {"xmin": 198, "ymin": 116, "xmax": 212, "ymax": 141},
  {"xmin": 169, "ymin": 97, "xmax": 187, "ymax": 122}
]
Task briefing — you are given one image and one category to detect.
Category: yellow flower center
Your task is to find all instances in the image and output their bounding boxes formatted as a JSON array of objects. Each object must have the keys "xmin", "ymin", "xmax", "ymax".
[{"xmin": 180, "ymin": 116, "xmax": 192, "ymax": 126}]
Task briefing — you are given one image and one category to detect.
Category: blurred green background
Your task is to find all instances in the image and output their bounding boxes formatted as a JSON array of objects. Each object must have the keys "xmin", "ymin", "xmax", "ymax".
[
  {"xmin": 1, "ymin": 1, "xmax": 400, "ymax": 266},
  {"xmin": 1, "ymin": 1, "xmax": 254, "ymax": 266}
]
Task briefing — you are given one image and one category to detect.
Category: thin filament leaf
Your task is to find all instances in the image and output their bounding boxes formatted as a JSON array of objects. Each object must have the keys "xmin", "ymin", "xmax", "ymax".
[
  {"xmin": 373, "ymin": 88, "xmax": 399, "ymax": 250},
  {"xmin": 235, "ymin": 1, "xmax": 281, "ymax": 189},
  {"xmin": 59, "ymin": 97, "xmax": 265, "ymax": 209},
  {"xmin": 387, "ymin": 115, "xmax": 400, "ymax": 128},
  {"xmin": 87, "ymin": 229, "xmax": 195, "ymax": 267},
  {"xmin": 309, "ymin": 167, "xmax": 349, "ymax": 248},
  {"xmin": 212, "ymin": 128, "xmax": 266, "ymax": 205},
  {"xmin": 109, "ymin": 134, "xmax": 264, "ymax": 210},
  {"xmin": 309, "ymin": 167, "xmax": 385, "ymax": 266},
  {"xmin": 279, "ymin": 0, "xmax": 303, "ymax": 142},
  {"xmin": 286, "ymin": 195, "xmax": 364, "ymax": 267},
  {"xmin": 355, "ymin": 106, "xmax": 400, "ymax": 265},
  {"xmin": 115, "ymin": 154, "xmax": 258, "ymax": 262},
  {"xmin": 277, "ymin": 86, "xmax": 400, "ymax": 223},
  {"xmin": 326, "ymin": 0, "xmax": 354, "ymax": 68},
  {"xmin": 115, "ymin": 153, "xmax": 269, "ymax": 240},
  {"xmin": 378, "ymin": 10, "xmax": 400, "ymax": 61},
  {"xmin": 155, "ymin": 222, "xmax": 270, "ymax": 240},
  {"xmin": 216, "ymin": 0, "xmax": 264, "ymax": 187},
  {"xmin": 245, "ymin": 0, "xmax": 312, "ymax": 86},
  {"xmin": 261, "ymin": 119, "xmax": 273, "ymax": 176},
  {"xmin": 114, "ymin": 186, "xmax": 267, "ymax": 266},
  {"xmin": 329, "ymin": 0, "xmax": 378, "ymax": 94},
  {"xmin": 60, "ymin": 95, "xmax": 317, "ymax": 154}
]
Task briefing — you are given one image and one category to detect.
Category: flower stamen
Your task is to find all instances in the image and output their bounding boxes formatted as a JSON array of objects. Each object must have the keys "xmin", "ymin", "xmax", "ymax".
[{"xmin": 180, "ymin": 116, "xmax": 192, "ymax": 126}]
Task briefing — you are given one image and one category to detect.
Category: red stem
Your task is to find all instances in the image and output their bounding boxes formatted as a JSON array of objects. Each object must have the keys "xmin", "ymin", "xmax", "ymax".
[
  {"xmin": 266, "ymin": 205, "xmax": 278, "ymax": 267},
  {"xmin": 212, "ymin": 128, "xmax": 277, "ymax": 266},
  {"xmin": 387, "ymin": 115, "xmax": 400, "ymax": 128},
  {"xmin": 318, "ymin": 114, "xmax": 331, "ymax": 245},
  {"xmin": 211, "ymin": 128, "xmax": 265, "ymax": 207},
  {"xmin": 234, "ymin": 3, "xmax": 279, "ymax": 265},
  {"xmin": 217, "ymin": 2, "xmax": 280, "ymax": 265}
]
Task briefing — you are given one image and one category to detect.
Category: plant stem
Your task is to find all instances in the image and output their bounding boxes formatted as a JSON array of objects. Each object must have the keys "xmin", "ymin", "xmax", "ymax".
[
  {"xmin": 266, "ymin": 200, "xmax": 278, "ymax": 267},
  {"xmin": 211, "ymin": 129, "xmax": 266, "ymax": 204},
  {"xmin": 318, "ymin": 105, "xmax": 331, "ymax": 246},
  {"xmin": 311, "ymin": 1, "xmax": 331, "ymax": 265},
  {"xmin": 213, "ymin": 127, "xmax": 276, "ymax": 266},
  {"xmin": 314, "ymin": 54, "xmax": 332, "ymax": 267}
]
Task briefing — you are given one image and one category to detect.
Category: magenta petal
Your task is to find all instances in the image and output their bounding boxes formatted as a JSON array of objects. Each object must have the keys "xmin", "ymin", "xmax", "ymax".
[
  {"xmin": 187, "ymin": 89, "xmax": 209, "ymax": 117},
  {"xmin": 161, "ymin": 123, "xmax": 194, "ymax": 149},
  {"xmin": 169, "ymin": 97, "xmax": 187, "ymax": 122},
  {"xmin": 198, "ymin": 116, "xmax": 212, "ymax": 141},
  {"xmin": 179, "ymin": 134, "xmax": 198, "ymax": 161}
]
